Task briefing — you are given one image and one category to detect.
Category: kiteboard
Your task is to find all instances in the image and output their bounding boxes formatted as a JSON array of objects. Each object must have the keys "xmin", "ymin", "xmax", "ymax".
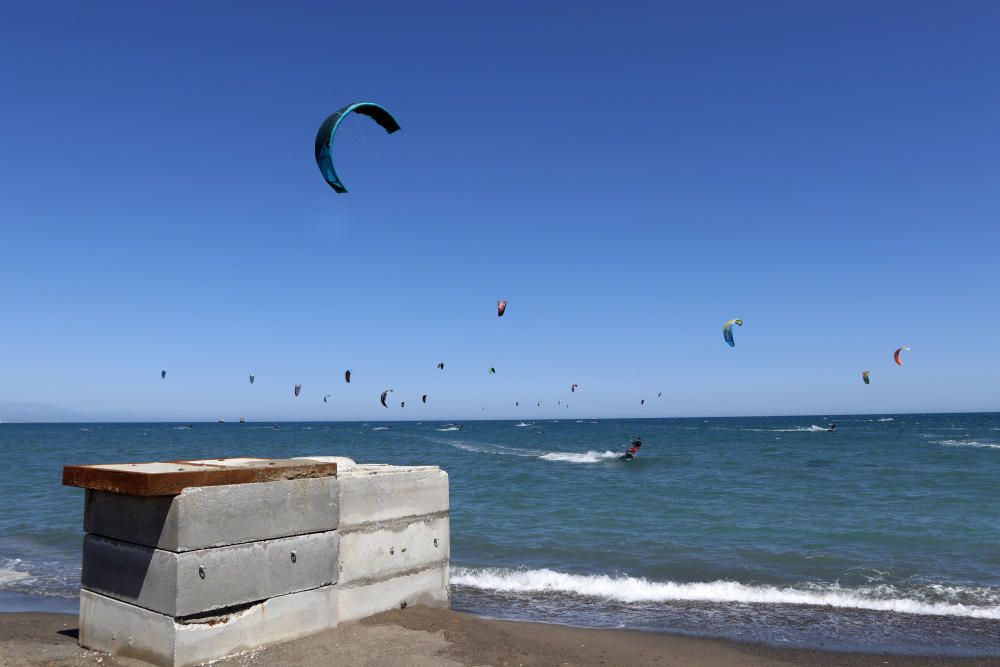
[{"xmin": 620, "ymin": 453, "xmax": 634, "ymax": 461}]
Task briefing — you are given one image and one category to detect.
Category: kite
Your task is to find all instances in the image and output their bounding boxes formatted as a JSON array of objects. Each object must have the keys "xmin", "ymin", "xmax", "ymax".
[
  {"xmin": 294, "ymin": 384, "xmax": 302, "ymax": 397},
  {"xmin": 422, "ymin": 394, "xmax": 428, "ymax": 404},
  {"xmin": 324, "ymin": 394, "xmax": 331, "ymax": 403},
  {"xmin": 160, "ymin": 370, "xmax": 166, "ymax": 379},
  {"xmin": 345, "ymin": 370, "xmax": 352, "ymax": 383},
  {"xmin": 489, "ymin": 367, "xmax": 496, "ymax": 375},
  {"xmin": 314, "ymin": 102, "xmax": 400, "ymax": 193},
  {"xmin": 497, "ymin": 300, "xmax": 507, "ymax": 317},
  {"xmin": 571, "ymin": 384, "xmax": 578, "ymax": 392},
  {"xmin": 437, "ymin": 362, "xmax": 445, "ymax": 370},
  {"xmin": 380, "ymin": 389, "xmax": 392, "ymax": 408},
  {"xmin": 862, "ymin": 370, "xmax": 870, "ymax": 385},
  {"xmin": 249, "ymin": 373, "xmax": 255, "ymax": 385},
  {"xmin": 723, "ymin": 319, "xmax": 743, "ymax": 347},
  {"xmin": 894, "ymin": 346, "xmax": 910, "ymax": 366}
]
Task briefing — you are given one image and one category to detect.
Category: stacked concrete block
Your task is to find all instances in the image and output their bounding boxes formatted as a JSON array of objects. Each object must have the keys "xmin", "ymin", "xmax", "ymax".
[
  {"xmin": 69, "ymin": 456, "xmax": 449, "ymax": 666},
  {"xmin": 299, "ymin": 459, "xmax": 451, "ymax": 622}
]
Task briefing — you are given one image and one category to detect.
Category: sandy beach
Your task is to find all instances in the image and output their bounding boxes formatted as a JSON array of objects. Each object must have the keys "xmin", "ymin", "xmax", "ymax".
[{"xmin": 2, "ymin": 606, "xmax": 995, "ymax": 667}]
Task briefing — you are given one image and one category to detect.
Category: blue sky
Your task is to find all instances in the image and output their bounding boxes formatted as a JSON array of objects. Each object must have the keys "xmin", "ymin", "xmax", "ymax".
[{"xmin": 1, "ymin": 1, "xmax": 998, "ymax": 421}]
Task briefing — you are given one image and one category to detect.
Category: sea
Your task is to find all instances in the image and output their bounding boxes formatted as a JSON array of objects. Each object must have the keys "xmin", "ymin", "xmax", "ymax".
[{"xmin": 1, "ymin": 414, "xmax": 998, "ymax": 656}]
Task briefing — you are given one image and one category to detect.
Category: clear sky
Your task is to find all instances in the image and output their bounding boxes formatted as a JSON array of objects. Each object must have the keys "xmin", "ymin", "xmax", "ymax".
[{"xmin": 2, "ymin": 1, "xmax": 998, "ymax": 421}]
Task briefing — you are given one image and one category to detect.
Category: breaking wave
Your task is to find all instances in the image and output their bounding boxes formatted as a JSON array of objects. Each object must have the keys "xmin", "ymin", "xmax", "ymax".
[{"xmin": 450, "ymin": 567, "xmax": 1000, "ymax": 619}]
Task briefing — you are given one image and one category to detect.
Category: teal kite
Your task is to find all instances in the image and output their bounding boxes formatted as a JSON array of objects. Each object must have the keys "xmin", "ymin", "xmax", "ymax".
[
  {"xmin": 314, "ymin": 102, "xmax": 401, "ymax": 193},
  {"xmin": 723, "ymin": 319, "xmax": 743, "ymax": 347}
]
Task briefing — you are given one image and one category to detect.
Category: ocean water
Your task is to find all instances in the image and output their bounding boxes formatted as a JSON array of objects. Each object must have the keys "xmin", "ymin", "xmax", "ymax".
[{"xmin": 1, "ymin": 414, "xmax": 998, "ymax": 655}]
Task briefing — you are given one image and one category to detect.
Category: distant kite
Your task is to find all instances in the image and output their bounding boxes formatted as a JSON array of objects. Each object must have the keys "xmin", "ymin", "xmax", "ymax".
[
  {"xmin": 161, "ymin": 370, "xmax": 166, "ymax": 380},
  {"xmin": 249, "ymin": 373, "xmax": 255, "ymax": 385},
  {"xmin": 497, "ymin": 300, "xmax": 507, "ymax": 317},
  {"xmin": 314, "ymin": 102, "xmax": 400, "ymax": 194},
  {"xmin": 862, "ymin": 371, "xmax": 870, "ymax": 385},
  {"xmin": 489, "ymin": 367, "xmax": 496, "ymax": 375},
  {"xmin": 571, "ymin": 384, "xmax": 578, "ymax": 393},
  {"xmin": 401, "ymin": 401, "xmax": 406, "ymax": 408},
  {"xmin": 437, "ymin": 362, "xmax": 445, "ymax": 370},
  {"xmin": 723, "ymin": 319, "xmax": 743, "ymax": 347},
  {"xmin": 345, "ymin": 370, "xmax": 352, "ymax": 383},
  {"xmin": 657, "ymin": 392, "xmax": 662, "ymax": 398},
  {"xmin": 324, "ymin": 394, "xmax": 331, "ymax": 403},
  {"xmin": 380, "ymin": 389, "xmax": 392, "ymax": 408},
  {"xmin": 294, "ymin": 384, "xmax": 302, "ymax": 397},
  {"xmin": 422, "ymin": 394, "xmax": 428, "ymax": 404},
  {"xmin": 641, "ymin": 399, "xmax": 645, "ymax": 406},
  {"xmin": 515, "ymin": 401, "xmax": 519, "ymax": 407},
  {"xmin": 894, "ymin": 346, "xmax": 910, "ymax": 366}
]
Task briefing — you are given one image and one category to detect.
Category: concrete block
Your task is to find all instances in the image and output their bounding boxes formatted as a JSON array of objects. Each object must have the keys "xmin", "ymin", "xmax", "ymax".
[
  {"xmin": 82, "ymin": 531, "xmax": 338, "ymax": 617},
  {"xmin": 337, "ymin": 466, "xmax": 449, "ymax": 527},
  {"xmin": 338, "ymin": 562, "xmax": 449, "ymax": 623},
  {"xmin": 80, "ymin": 585, "xmax": 338, "ymax": 667},
  {"xmin": 339, "ymin": 514, "xmax": 449, "ymax": 584},
  {"xmin": 84, "ymin": 476, "xmax": 338, "ymax": 551}
]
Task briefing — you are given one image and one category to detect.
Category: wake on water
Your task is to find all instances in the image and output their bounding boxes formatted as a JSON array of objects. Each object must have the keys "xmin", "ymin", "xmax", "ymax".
[
  {"xmin": 539, "ymin": 450, "xmax": 622, "ymax": 464},
  {"xmin": 451, "ymin": 567, "xmax": 1000, "ymax": 620},
  {"xmin": 438, "ymin": 438, "xmax": 623, "ymax": 464}
]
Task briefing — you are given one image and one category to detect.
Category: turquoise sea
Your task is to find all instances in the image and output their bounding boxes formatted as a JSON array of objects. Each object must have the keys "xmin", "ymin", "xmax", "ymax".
[{"xmin": 1, "ymin": 414, "xmax": 998, "ymax": 655}]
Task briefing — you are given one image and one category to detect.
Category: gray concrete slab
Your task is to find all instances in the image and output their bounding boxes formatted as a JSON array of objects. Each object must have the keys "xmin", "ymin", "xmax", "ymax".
[
  {"xmin": 84, "ymin": 476, "xmax": 338, "ymax": 551},
  {"xmin": 338, "ymin": 562, "xmax": 449, "ymax": 623},
  {"xmin": 82, "ymin": 531, "xmax": 338, "ymax": 617},
  {"xmin": 339, "ymin": 514, "xmax": 449, "ymax": 585},
  {"xmin": 80, "ymin": 585, "xmax": 338, "ymax": 667},
  {"xmin": 337, "ymin": 466, "xmax": 448, "ymax": 527}
]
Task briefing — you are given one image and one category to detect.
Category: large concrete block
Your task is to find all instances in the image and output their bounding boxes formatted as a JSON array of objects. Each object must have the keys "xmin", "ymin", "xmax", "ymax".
[
  {"xmin": 337, "ymin": 465, "xmax": 449, "ymax": 527},
  {"xmin": 84, "ymin": 476, "xmax": 338, "ymax": 551},
  {"xmin": 339, "ymin": 514, "xmax": 449, "ymax": 584},
  {"xmin": 82, "ymin": 531, "xmax": 338, "ymax": 617},
  {"xmin": 80, "ymin": 585, "xmax": 338, "ymax": 667},
  {"xmin": 338, "ymin": 562, "xmax": 449, "ymax": 623}
]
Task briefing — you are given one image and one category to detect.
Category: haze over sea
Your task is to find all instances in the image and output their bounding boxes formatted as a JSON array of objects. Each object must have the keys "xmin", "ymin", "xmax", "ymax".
[{"xmin": 2, "ymin": 413, "xmax": 998, "ymax": 655}]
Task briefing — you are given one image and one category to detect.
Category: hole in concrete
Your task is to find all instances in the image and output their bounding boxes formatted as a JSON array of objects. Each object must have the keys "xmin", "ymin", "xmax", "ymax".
[
  {"xmin": 400, "ymin": 601, "xmax": 407, "ymax": 609},
  {"xmin": 198, "ymin": 566, "xmax": 206, "ymax": 579},
  {"xmin": 290, "ymin": 551, "xmax": 297, "ymax": 563}
]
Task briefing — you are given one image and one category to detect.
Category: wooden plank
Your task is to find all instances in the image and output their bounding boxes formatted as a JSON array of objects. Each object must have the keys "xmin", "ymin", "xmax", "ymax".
[{"xmin": 63, "ymin": 458, "xmax": 338, "ymax": 496}]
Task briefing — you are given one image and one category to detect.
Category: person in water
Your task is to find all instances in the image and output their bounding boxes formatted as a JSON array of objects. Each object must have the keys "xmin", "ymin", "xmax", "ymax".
[
  {"xmin": 625, "ymin": 437, "xmax": 642, "ymax": 458},
  {"xmin": 827, "ymin": 422, "xmax": 837, "ymax": 431}
]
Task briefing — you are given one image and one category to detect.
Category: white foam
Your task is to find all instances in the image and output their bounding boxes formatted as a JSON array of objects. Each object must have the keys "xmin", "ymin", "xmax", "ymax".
[
  {"xmin": 938, "ymin": 440, "xmax": 1000, "ymax": 449},
  {"xmin": 746, "ymin": 425, "xmax": 830, "ymax": 433},
  {"xmin": 436, "ymin": 426, "xmax": 461, "ymax": 432},
  {"xmin": 0, "ymin": 567, "xmax": 30, "ymax": 585},
  {"xmin": 539, "ymin": 450, "xmax": 621, "ymax": 464},
  {"xmin": 450, "ymin": 567, "xmax": 1000, "ymax": 619},
  {"xmin": 372, "ymin": 426, "xmax": 390, "ymax": 431},
  {"xmin": 515, "ymin": 422, "xmax": 533, "ymax": 427}
]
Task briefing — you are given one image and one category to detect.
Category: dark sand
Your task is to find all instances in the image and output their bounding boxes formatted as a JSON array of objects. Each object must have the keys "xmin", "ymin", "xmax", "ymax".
[{"xmin": 1, "ymin": 607, "xmax": 997, "ymax": 666}]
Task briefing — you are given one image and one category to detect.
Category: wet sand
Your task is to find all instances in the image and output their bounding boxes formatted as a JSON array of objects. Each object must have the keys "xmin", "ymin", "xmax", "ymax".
[{"xmin": 1, "ymin": 606, "xmax": 996, "ymax": 666}]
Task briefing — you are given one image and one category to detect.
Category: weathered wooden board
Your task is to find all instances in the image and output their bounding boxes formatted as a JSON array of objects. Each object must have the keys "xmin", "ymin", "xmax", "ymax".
[{"xmin": 63, "ymin": 458, "xmax": 338, "ymax": 496}]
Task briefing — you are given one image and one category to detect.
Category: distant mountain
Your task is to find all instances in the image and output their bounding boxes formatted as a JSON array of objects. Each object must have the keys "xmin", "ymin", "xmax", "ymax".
[{"xmin": 0, "ymin": 401, "xmax": 86, "ymax": 423}]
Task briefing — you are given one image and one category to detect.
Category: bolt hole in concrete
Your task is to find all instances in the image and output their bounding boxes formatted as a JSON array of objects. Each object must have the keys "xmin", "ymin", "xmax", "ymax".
[
  {"xmin": 198, "ymin": 566, "xmax": 205, "ymax": 579},
  {"xmin": 389, "ymin": 547, "xmax": 394, "ymax": 555},
  {"xmin": 434, "ymin": 538, "xmax": 438, "ymax": 547},
  {"xmin": 290, "ymin": 551, "xmax": 297, "ymax": 563}
]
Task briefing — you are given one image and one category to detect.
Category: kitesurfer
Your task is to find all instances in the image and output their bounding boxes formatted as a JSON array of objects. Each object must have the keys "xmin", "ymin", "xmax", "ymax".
[
  {"xmin": 622, "ymin": 437, "xmax": 642, "ymax": 460},
  {"xmin": 827, "ymin": 422, "xmax": 837, "ymax": 432}
]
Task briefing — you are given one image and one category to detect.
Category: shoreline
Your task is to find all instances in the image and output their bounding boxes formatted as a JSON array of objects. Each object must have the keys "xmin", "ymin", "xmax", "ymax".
[{"xmin": 2, "ymin": 607, "xmax": 996, "ymax": 666}]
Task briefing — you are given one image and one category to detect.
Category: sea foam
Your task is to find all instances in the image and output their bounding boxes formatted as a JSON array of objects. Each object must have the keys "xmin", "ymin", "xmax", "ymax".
[{"xmin": 451, "ymin": 567, "xmax": 1000, "ymax": 619}]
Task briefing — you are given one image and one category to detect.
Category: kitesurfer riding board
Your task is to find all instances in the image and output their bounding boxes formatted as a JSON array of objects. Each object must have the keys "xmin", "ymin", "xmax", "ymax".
[{"xmin": 621, "ymin": 437, "xmax": 642, "ymax": 461}]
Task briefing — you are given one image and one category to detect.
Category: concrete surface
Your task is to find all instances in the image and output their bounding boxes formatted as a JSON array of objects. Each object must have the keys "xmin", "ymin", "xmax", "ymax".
[
  {"xmin": 82, "ymin": 531, "xmax": 338, "ymax": 617},
  {"xmin": 338, "ymin": 561, "xmax": 449, "ymax": 623},
  {"xmin": 80, "ymin": 585, "xmax": 339, "ymax": 667},
  {"xmin": 339, "ymin": 513, "xmax": 449, "ymax": 584},
  {"xmin": 84, "ymin": 476, "xmax": 338, "ymax": 551},
  {"xmin": 337, "ymin": 465, "xmax": 449, "ymax": 526}
]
